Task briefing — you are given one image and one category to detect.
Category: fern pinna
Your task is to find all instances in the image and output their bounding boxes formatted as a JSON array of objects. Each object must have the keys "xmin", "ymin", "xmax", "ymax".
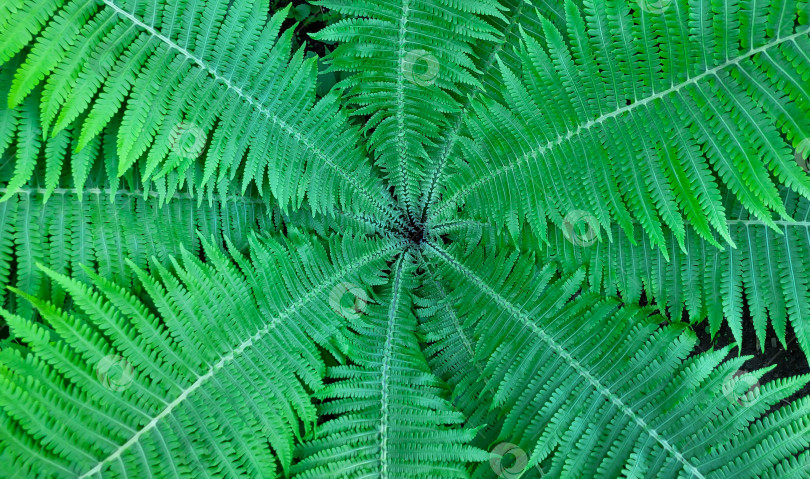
[{"xmin": 1, "ymin": 0, "xmax": 810, "ymax": 477}]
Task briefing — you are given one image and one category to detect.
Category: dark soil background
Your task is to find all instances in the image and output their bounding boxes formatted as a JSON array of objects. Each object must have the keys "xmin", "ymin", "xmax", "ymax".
[
  {"xmin": 691, "ymin": 306, "xmax": 810, "ymax": 403},
  {"xmin": 272, "ymin": 0, "xmax": 336, "ymax": 57}
]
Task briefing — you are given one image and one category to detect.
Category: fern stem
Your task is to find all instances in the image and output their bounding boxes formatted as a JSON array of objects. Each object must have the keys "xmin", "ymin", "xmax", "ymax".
[
  {"xmin": 431, "ymin": 219, "xmax": 488, "ymax": 234},
  {"xmin": 334, "ymin": 210, "xmax": 401, "ymax": 236},
  {"xmin": 379, "ymin": 254, "xmax": 405, "ymax": 478},
  {"xmin": 0, "ymin": 187, "xmax": 265, "ymax": 204},
  {"xmin": 395, "ymin": 0, "xmax": 414, "ymax": 219},
  {"xmin": 422, "ymin": 259, "xmax": 488, "ymax": 389},
  {"xmin": 431, "ymin": 218, "xmax": 810, "ymax": 237},
  {"xmin": 429, "ymin": 25, "xmax": 810, "ymax": 223}
]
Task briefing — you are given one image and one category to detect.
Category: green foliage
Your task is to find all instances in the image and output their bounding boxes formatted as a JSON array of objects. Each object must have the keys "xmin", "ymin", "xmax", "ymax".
[
  {"xmin": 0, "ymin": 234, "xmax": 399, "ymax": 476},
  {"xmin": 0, "ymin": 187, "xmax": 272, "ymax": 334},
  {"xmin": 423, "ymin": 241, "xmax": 810, "ymax": 478},
  {"xmin": 1, "ymin": 0, "xmax": 810, "ymax": 477},
  {"xmin": 293, "ymin": 255, "xmax": 487, "ymax": 478},
  {"xmin": 0, "ymin": 0, "xmax": 399, "ymax": 221},
  {"xmin": 434, "ymin": 0, "xmax": 810, "ymax": 251},
  {"xmin": 313, "ymin": 0, "xmax": 505, "ymax": 217},
  {"xmin": 438, "ymin": 188, "xmax": 810, "ymax": 362}
]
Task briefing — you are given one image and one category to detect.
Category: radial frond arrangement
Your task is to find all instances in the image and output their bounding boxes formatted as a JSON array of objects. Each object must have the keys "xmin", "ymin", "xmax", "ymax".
[{"xmin": 1, "ymin": 0, "xmax": 810, "ymax": 477}]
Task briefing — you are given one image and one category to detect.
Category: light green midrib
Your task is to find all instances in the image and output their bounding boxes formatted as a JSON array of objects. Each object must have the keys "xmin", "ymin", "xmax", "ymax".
[
  {"xmin": 0, "ymin": 187, "xmax": 400, "ymax": 242},
  {"xmin": 420, "ymin": 0, "xmax": 528, "ymax": 222},
  {"xmin": 0, "ymin": 187, "xmax": 264, "ymax": 203},
  {"xmin": 421, "ymin": 262, "xmax": 494, "ymax": 408},
  {"xmin": 395, "ymin": 0, "xmax": 414, "ymax": 218},
  {"xmin": 378, "ymin": 255, "xmax": 405, "ymax": 479}
]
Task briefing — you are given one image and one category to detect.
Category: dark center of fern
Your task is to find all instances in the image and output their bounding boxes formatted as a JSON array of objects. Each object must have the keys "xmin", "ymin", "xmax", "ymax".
[{"xmin": 404, "ymin": 219, "xmax": 425, "ymax": 245}]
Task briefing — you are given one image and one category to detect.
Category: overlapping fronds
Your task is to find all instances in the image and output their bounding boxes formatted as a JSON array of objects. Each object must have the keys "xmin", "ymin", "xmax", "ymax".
[
  {"xmin": 420, "ymin": 0, "xmax": 569, "ymax": 223},
  {"xmin": 435, "ymin": 187, "xmax": 810, "ymax": 362},
  {"xmin": 0, "ymin": 232, "xmax": 399, "ymax": 477},
  {"xmin": 0, "ymin": 0, "xmax": 401, "ymax": 223},
  {"xmin": 546, "ymin": 189, "xmax": 810, "ymax": 359},
  {"xmin": 292, "ymin": 254, "xmax": 488, "ymax": 478},
  {"xmin": 2, "ymin": 0, "xmax": 810, "ymax": 477},
  {"xmin": 313, "ymin": 0, "xmax": 504, "ymax": 217},
  {"xmin": 0, "ymin": 187, "xmax": 272, "ymax": 327},
  {"xmin": 424, "ymin": 240, "xmax": 810, "ymax": 478},
  {"xmin": 432, "ymin": 0, "xmax": 810, "ymax": 253},
  {"xmin": 414, "ymin": 262, "xmax": 503, "ymax": 450}
]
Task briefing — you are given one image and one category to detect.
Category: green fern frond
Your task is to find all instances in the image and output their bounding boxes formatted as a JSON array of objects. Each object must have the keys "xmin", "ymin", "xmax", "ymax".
[
  {"xmin": 438, "ymin": 187, "xmax": 810, "ymax": 363},
  {"xmin": 419, "ymin": 0, "xmax": 571, "ymax": 223},
  {"xmin": 414, "ymin": 262, "xmax": 503, "ymax": 449},
  {"xmin": 425, "ymin": 239, "xmax": 810, "ymax": 478},
  {"xmin": 0, "ymin": 232, "xmax": 400, "ymax": 477},
  {"xmin": 545, "ymin": 188, "xmax": 810, "ymax": 359},
  {"xmin": 292, "ymin": 254, "xmax": 488, "ymax": 478},
  {"xmin": 3, "ymin": 0, "xmax": 810, "ymax": 476},
  {"xmin": 0, "ymin": 187, "xmax": 272, "ymax": 324},
  {"xmin": 0, "ymin": 0, "xmax": 401, "ymax": 223},
  {"xmin": 313, "ymin": 0, "xmax": 505, "ymax": 217},
  {"xmin": 432, "ymin": 0, "xmax": 810, "ymax": 252}
]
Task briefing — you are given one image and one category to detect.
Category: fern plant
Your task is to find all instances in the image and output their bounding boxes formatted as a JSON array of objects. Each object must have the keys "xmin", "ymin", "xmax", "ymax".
[{"xmin": 1, "ymin": 0, "xmax": 810, "ymax": 477}]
